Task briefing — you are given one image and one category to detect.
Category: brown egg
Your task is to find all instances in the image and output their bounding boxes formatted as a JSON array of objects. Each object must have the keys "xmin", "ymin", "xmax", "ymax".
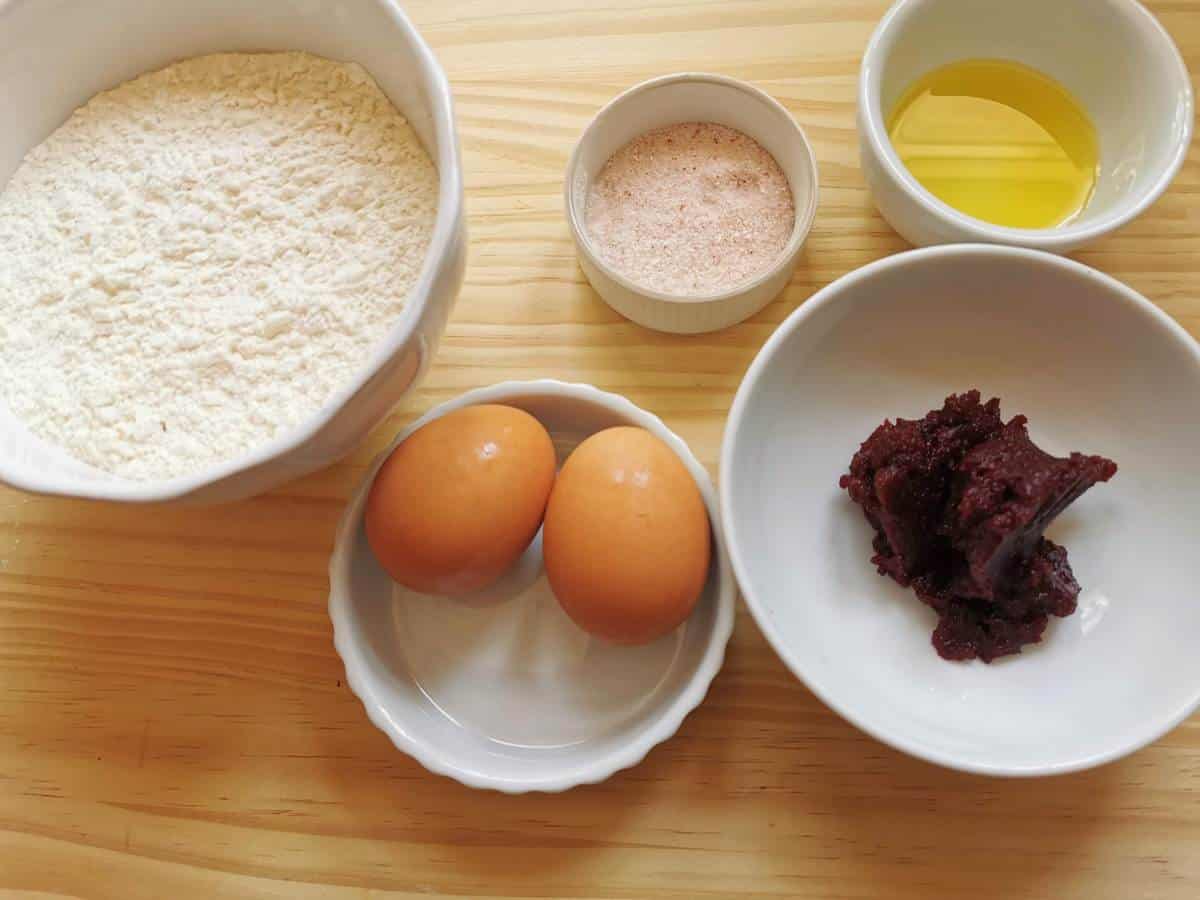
[
  {"xmin": 365, "ymin": 404, "xmax": 556, "ymax": 595},
  {"xmin": 542, "ymin": 426, "xmax": 711, "ymax": 645}
]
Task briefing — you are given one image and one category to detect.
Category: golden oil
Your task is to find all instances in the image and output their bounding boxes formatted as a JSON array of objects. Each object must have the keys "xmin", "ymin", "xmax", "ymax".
[{"xmin": 887, "ymin": 60, "xmax": 1099, "ymax": 230}]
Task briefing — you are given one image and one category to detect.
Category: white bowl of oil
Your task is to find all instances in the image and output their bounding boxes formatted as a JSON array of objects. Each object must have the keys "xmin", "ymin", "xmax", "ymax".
[{"xmin": 858, "ymin": 0, "xmax": 1193, "ymax": 253}]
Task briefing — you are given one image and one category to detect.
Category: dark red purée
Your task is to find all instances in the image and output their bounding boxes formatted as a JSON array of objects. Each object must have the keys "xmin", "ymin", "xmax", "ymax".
[{"xmin": 840, "ymin": 391, "xmax": 1117, "ymax": 663}]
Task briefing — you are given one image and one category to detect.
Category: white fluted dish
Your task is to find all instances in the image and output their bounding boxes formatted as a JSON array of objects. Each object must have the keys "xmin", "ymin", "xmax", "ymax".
[{"xmin": 329, "ymin": 380, "xmax": 736, "ymax": 793}]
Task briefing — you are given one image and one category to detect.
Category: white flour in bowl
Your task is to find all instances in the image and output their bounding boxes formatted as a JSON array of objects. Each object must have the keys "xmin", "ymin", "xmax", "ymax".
[{"xmin": 0, "ymin": 52, "xmax": 438, "ymax": 481}]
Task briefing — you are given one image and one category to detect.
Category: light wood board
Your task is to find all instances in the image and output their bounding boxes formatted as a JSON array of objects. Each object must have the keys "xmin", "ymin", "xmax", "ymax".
[{"xmin": 2, "ymin": 1, "xmax": 1198, "ymax": 897}]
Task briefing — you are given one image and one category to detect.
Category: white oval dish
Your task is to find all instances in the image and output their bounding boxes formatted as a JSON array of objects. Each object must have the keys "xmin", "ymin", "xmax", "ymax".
[
  {"xmin": 329, "ymin": 380, "xmax": 735, "ymax": 792},
  {"xmin": 721, "ymin": 244, "xmax": 1200, "ymax": 776},
  {"xmin": 566, "ymin": 73, "xmax": 819, "ymax": 334},
  {"xmin": 858, "ymin": 0, "xmax": 1194, "ymax": 252},
  {"xmin": 0, "ymin": 0, "xmax": 465, "ymax": 503}
]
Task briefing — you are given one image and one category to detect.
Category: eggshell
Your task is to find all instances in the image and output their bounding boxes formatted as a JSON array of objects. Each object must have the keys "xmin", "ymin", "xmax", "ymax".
[
  {"xmin": 365, "ymin": 404, "xmax": 556, "ymax": 595},
  {"xmin": 543, "ymin": 426, "xmax": 711, "ymax": 645}
]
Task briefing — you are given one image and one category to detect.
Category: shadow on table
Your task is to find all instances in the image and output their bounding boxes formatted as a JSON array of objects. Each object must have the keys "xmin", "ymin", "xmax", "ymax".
[
  {"xmin": 480, "ymin": 622, "xmax": 1123, "ymax": 898},
  {"xmin": 785, "ymin": 730, "xmax": 1124, "ymax": 899},
  {"xmin": 304, "ymin": 605, "xmax": 1133, "ymax": 896},
  {"xmin": 3, "ymin": 484, "xmax": 1131, "ymax": 897},
  {"xmin": 702, "ymin": 626, "xmax": 1130, "ymax": 899}
]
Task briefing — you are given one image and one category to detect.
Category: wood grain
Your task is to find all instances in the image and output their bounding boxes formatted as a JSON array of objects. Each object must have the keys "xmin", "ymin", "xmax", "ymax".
[{"xmin": 2, "ymin": 1, "xmax": 1198, "ymax": 897}]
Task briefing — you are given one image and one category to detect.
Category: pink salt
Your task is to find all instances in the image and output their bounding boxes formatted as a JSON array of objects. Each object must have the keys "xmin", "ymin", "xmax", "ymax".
[{"xmin": 584, "ymin": 122, "xmax": 796, "ymax": 297}]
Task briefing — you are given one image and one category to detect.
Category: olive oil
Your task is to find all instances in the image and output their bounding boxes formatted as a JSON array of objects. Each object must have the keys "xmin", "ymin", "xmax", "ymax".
[{"xmin": 887, "ymin": 60, "xmax": 1099, "ymax": 230}]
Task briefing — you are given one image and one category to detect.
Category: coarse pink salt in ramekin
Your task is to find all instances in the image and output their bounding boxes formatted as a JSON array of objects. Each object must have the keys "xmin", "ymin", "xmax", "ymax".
[{"xmin": 584, "ymin": 122, "xmax": 795, "ymax": 297}]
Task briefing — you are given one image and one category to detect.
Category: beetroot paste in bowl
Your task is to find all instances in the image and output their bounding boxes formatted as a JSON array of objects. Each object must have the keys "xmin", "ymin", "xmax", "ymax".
[{"xmin": 840, "ymin": 390, "xmax": 1117, "ymax": 663}]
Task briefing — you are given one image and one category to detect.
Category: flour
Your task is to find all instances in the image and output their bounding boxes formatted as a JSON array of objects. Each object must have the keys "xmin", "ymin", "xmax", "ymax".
[{"xmin": 0, "ymin": 52, "xmax": 439, "ymax": 481}]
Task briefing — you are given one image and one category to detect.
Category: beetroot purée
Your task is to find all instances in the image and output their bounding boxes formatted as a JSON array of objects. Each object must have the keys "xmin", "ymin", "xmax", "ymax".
[{"xmin": 840, "ymin": 391, "xmax": 1117, "ymax": 663}]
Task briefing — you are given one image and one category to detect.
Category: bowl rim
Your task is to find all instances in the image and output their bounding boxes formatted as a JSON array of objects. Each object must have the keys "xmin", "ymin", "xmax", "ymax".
[
  {"xmin": 0, "ymin": 0, "xmax": 465, "ymax": 503},
  {"xmin": 719, "ymin": 243, "xmax": 1200, "ymax": 777},
  {"xmin": 328, "ymin": 379, "xmax": 737, "ymax": 793},
  {"xmin": 565, "ymin": 71, "xmax": 820, "ymax": 308},
  {"xmin": 858, "ymin": 0, "xmax": 1195, "ymax": 251}
]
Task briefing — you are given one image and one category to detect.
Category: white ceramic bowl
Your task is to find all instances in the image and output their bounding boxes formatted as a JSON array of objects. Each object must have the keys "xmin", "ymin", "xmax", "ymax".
[
  {"xmin": 329, "ymin": 380, "xmax": 735, "ymax": 792},
  {"xmin": 721, "ymin": 244, "xmax": 1200, "ymax": 776},
  {"xmin": 858, "ymin": 0, "xmax": 1194, "ymax": 253},
  {"xmin": 0, "ymin": 0, "xmax": 466, "ymax": 503},
  {"xmin": 566, "ymin": 73, "xmax": 819, "ymax": 334}
]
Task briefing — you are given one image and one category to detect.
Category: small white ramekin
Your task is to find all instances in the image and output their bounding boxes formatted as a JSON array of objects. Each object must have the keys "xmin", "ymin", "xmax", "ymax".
[
  {"xmin": 566, "ymin": 73, "xmax": 819, "ymax": 334},
  {"xmin": 329, "ymin": 380, "xmax": 735, "ymax": 793},
  {"xmin": 858, "ymin": 0, "xmax": 1194, "ymax": 253}
]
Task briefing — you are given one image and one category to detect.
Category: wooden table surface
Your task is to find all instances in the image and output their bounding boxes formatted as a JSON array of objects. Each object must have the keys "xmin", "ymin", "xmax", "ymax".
[{"xmin": 2, "ymin": 2, "xmax": 1198, "ymax": 897}]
